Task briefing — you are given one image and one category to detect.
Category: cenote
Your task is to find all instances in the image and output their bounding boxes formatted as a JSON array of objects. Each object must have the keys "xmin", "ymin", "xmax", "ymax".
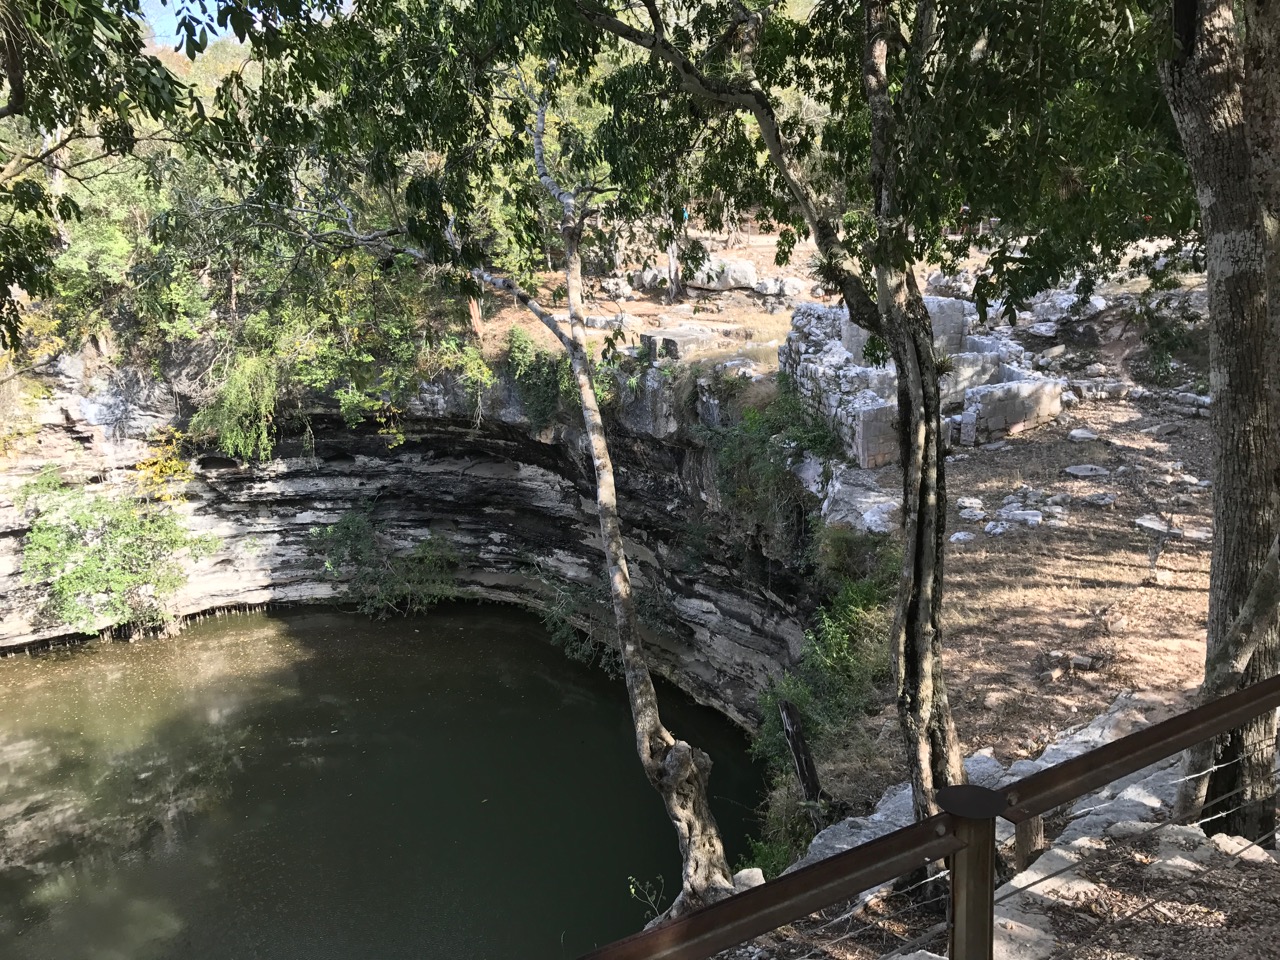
[{"xmin": 0, "ymin": 605, "xmax": 764, "ymax": 960}]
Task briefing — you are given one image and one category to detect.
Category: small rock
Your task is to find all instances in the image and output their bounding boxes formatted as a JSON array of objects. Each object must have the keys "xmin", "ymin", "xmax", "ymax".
[
  {"xmin": 1083, "ymin": 362, "xmax": 1108, "ymax": 377},
  {"xmin": 1140, "ymin": 422, "xmax": 1182, "ymax": 437},
  {"xmin": 984, "ymin": 521, "xmax": 1010, "ymax": 536},
  {"xmin": 982, "ymin": 440, "xmax": 1009, "ymax": 451},
  {"xmin": 956, "ymin": 496, "xmax": 984, "ymax": 511},
  {"xmin": 1080, "ymin": 492, "xmax": 1118, "ymax": 508},
  {"xmin": 1063, "ymin": 464, "xmax": 1111, "ymax": 478},
  {"xmin": 732, "ymin": 867, "xmax": 766, "ymax": 892},
  {"xmin": 1028, "ymin": 321, "xmax": 1059, "ymax": 337},
  {"xmin": 959, "ymin": 508, "xmax": 987, "ymax": 522},
  {"xmin": 1002, "ymin": 494, "xmax": 1023, "ymax": 506},
  {"xmin": 1069, "ymin": 428, "xmax": 1100, "ymax": 443},
  {"xmin": 1011, "ymin": 510, "xmax": 1043, "ymax": 528},
  {"xmin": 1045, "ymin": 518, "xmax": 1070, "ymax": 528},
  {"xmin": 1135, "ymin": 514, "xmax": 1183, "ymax": 538},
  {"xmin": 1043, "ymin": 504, "xmax": 1068, "ymax": 517},
  {"xmin": 1047, "ymin": 492, "xmax": 1073, "ymax": 506},
  {"xmin": 1071, "ymin": 654, "xmax": 1097, "ymax": 671},
  {"xmin": 950, "ymin": 532, "xmax": 976, "ymax": 544}
]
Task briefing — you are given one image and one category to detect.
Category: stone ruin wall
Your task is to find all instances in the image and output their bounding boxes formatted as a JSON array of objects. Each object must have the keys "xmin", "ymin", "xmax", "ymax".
[{"xmin": 779, "ymin": 296, "xmax": 1067, "ymax": 468}]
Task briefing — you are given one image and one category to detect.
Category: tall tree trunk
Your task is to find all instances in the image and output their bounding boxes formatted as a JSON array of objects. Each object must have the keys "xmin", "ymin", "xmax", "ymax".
[
  {"xmin": 880, "ymin": 266, "xmax": 966, "ymax": 819},
  {"xmin": 865, "ymin": 0, "xmax": 964, "ymax": 821},
  {"xmin": 1163, "ymin": 0, "xmax": 1280, "ymax": 842},
  {"xmin": 527, "ymin": 86, "xmax": 733, "ymax": 913},
  {"xmin": 581, "ymin": 0, "xmax": 966, "ymax": 821},
  {"xmin": 561, "ymin": 225, "xmax": 734, "ymax": 917}
]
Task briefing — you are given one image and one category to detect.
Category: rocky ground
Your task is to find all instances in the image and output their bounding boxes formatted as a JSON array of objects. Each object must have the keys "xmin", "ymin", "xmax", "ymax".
[
  {"xmin": 521, "ymin": 234, "xmax": 1236, "ymax": 959},
  {"xmin": 714, "ymin": 693, "xmax": 1280, "ymax": 960}
]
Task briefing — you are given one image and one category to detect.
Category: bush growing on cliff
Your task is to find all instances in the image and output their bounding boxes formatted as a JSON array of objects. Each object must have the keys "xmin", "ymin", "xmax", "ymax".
[
  {"xmin": 707, "ymin": 377, "xmax": 843, "ymax": 555},
  {"xmin": 505, "ymin": 327, "xmax": 575, "ymax": 430},
  {"xmin": 746, "ymin": 532, "xmax": 899, "ymax": 875},
  {"xmin": 306, "ymin": 508, "xmax": 460, "ymax": 616},
  {"xmin": 17, "ymin": 468, "xmax": 215, "ymax": 631}
]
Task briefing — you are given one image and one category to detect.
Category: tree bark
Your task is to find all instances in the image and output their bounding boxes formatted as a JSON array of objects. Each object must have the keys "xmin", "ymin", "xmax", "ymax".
[
  {"xmin": 561, "ymin": 224, "xmax": 734, "ymax": 919},
  {"xmin": 864, "ymin": 0, "xmax": 965, "ymax": 821},
  {"xmin": 528, "ymin": 88, "xmax": 734, "ymax": 916},
  {"xmin": 1163, "ymin": 0, "xmax": 1280, "ymax": 842}
]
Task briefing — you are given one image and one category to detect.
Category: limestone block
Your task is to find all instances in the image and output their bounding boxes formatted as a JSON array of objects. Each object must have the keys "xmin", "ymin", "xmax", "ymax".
[
  {"xmin": 924, "ymin": 296, "xmax": 972, "ymax": 353},
  {"xmin": 687, "ymin": 257, "xmax": 758, "ymax": 291}
]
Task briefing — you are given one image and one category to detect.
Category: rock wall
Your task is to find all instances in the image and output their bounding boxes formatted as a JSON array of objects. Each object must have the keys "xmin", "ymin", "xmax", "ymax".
[
  {"xmin": 0, "ymin": 356, "xmax": 811, "ymax": 728},
  {"xmin": 779, "ymin": 298, "xmax": 1069, "ymax": 466}
]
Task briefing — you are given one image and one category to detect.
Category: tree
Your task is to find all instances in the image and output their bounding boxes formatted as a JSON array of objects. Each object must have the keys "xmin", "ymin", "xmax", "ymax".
[
  {"xmin": 0, "ymin": 0, "xmax": 335, "ymax": 349},
  {"xmin": 1162, "ymin": 0, "xmax": 1280, "ymax": 842},
  {"xmin": 581, "ymin": 0, "xmax": 1192, "ymax": 821},
  {"xmin": 191, "ymin": 8, "xmax": 737, "ymax": 916},
  {"xmin": 527, "ymin": 68, "xmax": 736, "ymax": 912}
]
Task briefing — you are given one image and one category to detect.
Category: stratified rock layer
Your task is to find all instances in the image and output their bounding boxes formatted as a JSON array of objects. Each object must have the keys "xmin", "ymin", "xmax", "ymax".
[{"xmin": 0, "ymin": 357, "xmax": 811, "ymax": 727}]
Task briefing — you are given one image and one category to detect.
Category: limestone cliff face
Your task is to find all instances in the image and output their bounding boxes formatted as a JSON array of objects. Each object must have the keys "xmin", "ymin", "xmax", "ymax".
[{"xmin": 0, "ymin": 353, "xmax": 808, "ymax": 727}]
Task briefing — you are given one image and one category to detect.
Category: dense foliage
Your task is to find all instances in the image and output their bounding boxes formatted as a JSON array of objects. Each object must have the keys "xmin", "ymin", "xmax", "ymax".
[
  {"xmin": 17, "ymin": 466, "xmax": 214, "ymax": 630},
  {"xmin": 306, "ymin": 507, "xmax": 459, "ymax": 617}
]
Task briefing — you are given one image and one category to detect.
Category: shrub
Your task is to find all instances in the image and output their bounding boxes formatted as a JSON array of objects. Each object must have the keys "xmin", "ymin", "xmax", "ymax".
[
  {"xmin": 18, "ymin": 468, "xmax": 215, "ymax": 630},
  {"xmin": 306, "ymin": 508, "xmax": 459, "ymax": 616},
  {"xmin": 706, "ymin": 376, "xmax": 843, "ymax": 552},
  {"xmin": 744, "ymin": 533, "xmax": 899, "ymax": 874},
  {"xmin": 506, "ymin": 327, "xmax": 575, "ymax": 429}
]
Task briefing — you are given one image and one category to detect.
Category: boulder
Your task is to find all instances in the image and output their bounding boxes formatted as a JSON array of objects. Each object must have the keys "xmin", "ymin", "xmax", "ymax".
[{"xmin": 687, "ymin": 257, "xmax": 758, "ymax": 291}]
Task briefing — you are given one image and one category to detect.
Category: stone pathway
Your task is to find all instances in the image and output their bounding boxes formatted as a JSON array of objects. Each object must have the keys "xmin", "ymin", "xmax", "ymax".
[{"xmin": 718, "ymin": 692, "xmax": 1280, "ymax": 960}]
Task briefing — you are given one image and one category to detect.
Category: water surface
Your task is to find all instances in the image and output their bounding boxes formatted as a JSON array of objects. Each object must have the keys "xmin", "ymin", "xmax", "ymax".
[{"xmin": 0, "ymin": 606, "xmax": 762, "ymax": 959}]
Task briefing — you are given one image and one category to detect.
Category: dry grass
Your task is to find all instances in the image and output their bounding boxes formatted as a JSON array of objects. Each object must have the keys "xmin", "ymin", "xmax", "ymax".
[{"xmin": 925, "ymin": 400, "xmax": 1212, "ymax": 761}]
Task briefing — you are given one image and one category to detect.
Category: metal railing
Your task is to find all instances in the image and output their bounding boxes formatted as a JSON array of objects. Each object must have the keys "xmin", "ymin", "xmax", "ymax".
[{"xmin": 579, "ymin": 672, "xmax": 1280, "ymax": 960}]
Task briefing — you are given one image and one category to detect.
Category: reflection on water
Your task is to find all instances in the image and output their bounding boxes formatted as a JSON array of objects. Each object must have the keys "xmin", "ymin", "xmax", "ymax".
[{"xmin": 0, "ymin": 606, "xmax": 762, "ymax": 959}]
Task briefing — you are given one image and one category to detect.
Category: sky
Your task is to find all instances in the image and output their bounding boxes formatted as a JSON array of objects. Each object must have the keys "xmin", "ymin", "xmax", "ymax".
[{"xmin": 139, "ymin": 0, "xmax": 184, "ymax": 46}]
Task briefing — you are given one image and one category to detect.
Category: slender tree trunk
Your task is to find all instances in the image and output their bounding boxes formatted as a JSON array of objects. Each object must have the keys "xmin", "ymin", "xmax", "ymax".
[
  {"xmin": 1163, "ymin": 0, "xmax": 1280, "ymax": 842},
  {"xmin": 864, "ymin": 0, "xmax": 964, "ymax": 820},
  {"xmin": 561, "ymin": 225, "xmax": 734, "ymax": 917},
  {"xmin": 879, "ymin": 266, "xmax": 966, "ymax": 819},
  {"xmin": 582, "ymin": 0, "xmax": 966, "ymax": 821},
  {"xmin": 527, "ymin": 85, "xmax": 733, "ymax": 913}
]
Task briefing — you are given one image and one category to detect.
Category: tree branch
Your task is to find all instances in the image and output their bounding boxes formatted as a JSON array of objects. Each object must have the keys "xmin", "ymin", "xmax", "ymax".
[
  {"xmin": 0, "ymin": 27, "xmax": 26, "ymax": 121},
  {"xmin": 578, "ymin": 1, "xmax": 883, "ymax": 333}
]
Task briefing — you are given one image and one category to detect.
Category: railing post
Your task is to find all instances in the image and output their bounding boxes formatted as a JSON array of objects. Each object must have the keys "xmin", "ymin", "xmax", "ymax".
[{"xmin": 937, "ymin": 785, "xmax": 1006, "ymax": 960}]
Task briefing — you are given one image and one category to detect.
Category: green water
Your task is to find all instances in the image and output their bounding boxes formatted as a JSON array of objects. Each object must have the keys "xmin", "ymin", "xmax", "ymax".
[{"xmin": 0, "ymin": 606, "xmax": 763, "ymax": 960}]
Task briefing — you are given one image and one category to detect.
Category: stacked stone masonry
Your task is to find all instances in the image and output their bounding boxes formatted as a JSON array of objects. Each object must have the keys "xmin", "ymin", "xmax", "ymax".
[{"xmin": 780, "ymin": 297, "xmax": 1068, "ymax": 467}]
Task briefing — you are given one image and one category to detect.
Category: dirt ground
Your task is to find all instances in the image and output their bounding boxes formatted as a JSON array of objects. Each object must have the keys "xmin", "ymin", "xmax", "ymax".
[{"xmin": 932, "ymin": 398, "xmax": 1211, "ymax": 761}]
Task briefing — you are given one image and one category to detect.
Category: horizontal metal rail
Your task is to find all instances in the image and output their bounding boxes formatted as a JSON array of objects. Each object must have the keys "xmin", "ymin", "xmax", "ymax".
[
  {"xmin": 1002, "ymin": 671, "xmax": 1280, "ymax": 821},
  {"xmin": 580, "ymin": 671, "xmax": 1280, "ymax": 960},
  {"xmin": 576, "ymin": 813, "xmax": 963, "ymax": 960}
]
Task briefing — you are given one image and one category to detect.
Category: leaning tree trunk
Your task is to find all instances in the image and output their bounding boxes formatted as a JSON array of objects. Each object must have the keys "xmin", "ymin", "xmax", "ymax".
[
  {"xmin": 560, "ymin": 225, "xmax": 735, "ymax": 917},
  {"xmin": 526, "ymin": 84, "xmax": 733, "ymax": 912},
  {"xmin": 1163, "ymin": 0, "xmax": 1280, "ymax": 842}
]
